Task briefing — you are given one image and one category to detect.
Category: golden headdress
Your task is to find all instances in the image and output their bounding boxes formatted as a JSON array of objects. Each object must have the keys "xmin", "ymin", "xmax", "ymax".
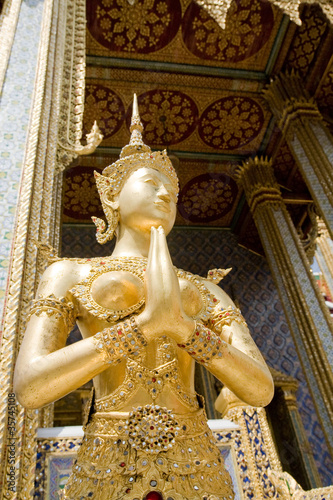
[{"xmin": 92, "ymin": 94, "xmax": 179, "ymax": 244}]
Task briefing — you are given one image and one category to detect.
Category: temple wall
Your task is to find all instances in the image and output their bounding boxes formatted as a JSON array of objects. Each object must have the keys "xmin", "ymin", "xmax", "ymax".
[
  {"xmin": 0, "ymin": 0, "xmax": 45, "ymax": 322},
  {"xmin": 61, "ymin": 224, "xmax": 333, "ymax": 486}
]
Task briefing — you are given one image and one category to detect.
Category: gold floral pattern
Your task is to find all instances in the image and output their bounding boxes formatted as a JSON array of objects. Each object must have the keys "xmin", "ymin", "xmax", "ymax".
[
  {"xmin": 198, "ymin": 96, "xmax": 264, "ymax": 150},
  {"xmin": 83, "ymin": 85, "xmax": 124, "ymax": 139},
  {"xmin": 178, "ymin": 173, "xmax": 237, "ymax": 223},
  {"xmin": 182, "ymin": 0, "xmax": 274, "ymax": 62},
  {"xmin": 87, "ymin": 0, "xmax": 181, "ymax": 54},
  {"xmin": 131, "ymin": 90, "xmax": 199, "ymax": 145},
  {"xmin": 63, "ymin": 167, "xmax": 103, "ymax": 220},
  {"xmin": 286, "ymin": 5, "xmax": 327, "ymax": 77}
]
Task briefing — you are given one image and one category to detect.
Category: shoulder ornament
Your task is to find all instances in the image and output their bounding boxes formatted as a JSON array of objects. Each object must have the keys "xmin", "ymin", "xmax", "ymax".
[
  {"xmin": 206, "ymin": 268, "xmax": 232, "ymax": 284},
  {"xmin": 28, "ymin": 294, "xmax": 76, "ymax": 331}
]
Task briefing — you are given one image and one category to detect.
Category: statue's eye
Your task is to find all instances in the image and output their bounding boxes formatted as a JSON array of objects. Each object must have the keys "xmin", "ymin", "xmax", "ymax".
[{"xmin": 145, "ymin": 178, "xmax": 158, "ymax": 186}]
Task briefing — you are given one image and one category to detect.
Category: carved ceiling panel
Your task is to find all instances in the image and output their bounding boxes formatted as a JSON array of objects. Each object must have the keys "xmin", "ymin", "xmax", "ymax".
[
  {"xmin": 86, "ymin": 0, "xmax": 283, "ymax": 71},
  {"xmin": 82, "ymin": 69, "xmax": 270, "ymax": 155}
]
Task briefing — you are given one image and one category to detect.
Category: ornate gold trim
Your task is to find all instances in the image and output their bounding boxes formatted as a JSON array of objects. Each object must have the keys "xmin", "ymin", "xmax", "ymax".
[
  {"xmin": 0, "ymin": 0, "xmax": 22, "ymax": 95},
  {"xmin": 269, "ymin": 470, "xmax": 333, "ymax": 499}
]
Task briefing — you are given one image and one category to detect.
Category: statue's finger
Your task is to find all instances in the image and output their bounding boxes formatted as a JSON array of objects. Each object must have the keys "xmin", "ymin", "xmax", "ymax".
[
  {"xmin": 147, "ymin": 226, "xmax": 157, "ymax": 270},
  {"xmin": 156, "ymin": 227, "xmax": 180, "ymax": 298},
  {"xmin": 157, "ymin": 226, "xmax": 173, "ymax": 269}
]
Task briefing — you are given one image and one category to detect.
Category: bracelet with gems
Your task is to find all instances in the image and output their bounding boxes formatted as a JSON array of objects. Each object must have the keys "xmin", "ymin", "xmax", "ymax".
[
  {"xmin": 94, "ymin": 316, "xmax": 147, "ymax": 364},
  {"xmin": 177, "ymin": 323, "xmax": 226, "ymax": 366}
]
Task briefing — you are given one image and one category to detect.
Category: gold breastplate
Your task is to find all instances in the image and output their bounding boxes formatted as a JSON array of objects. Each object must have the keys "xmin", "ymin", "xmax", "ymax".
[{"xmin": 70, "ymin": 256, "xmax": 216, "ymax": 324}]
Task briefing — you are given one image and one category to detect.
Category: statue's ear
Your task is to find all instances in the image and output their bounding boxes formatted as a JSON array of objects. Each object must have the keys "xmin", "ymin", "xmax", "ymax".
[{"xmin": 101, "ymin": 188, "xmax": 119, "ymax": 211}]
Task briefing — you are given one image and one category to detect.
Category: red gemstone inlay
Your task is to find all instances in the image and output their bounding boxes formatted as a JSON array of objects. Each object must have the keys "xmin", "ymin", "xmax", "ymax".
[
  {"xmin": 120, "ymin": 462, "xmax": 125, "ymax": 467},
  {"xmin": 152, "ymin": 377, "xmax": 156, "ymax": 382},
  {"xmin": 145, "ymin": 492, "xmax": 163, "ymax": 500}
]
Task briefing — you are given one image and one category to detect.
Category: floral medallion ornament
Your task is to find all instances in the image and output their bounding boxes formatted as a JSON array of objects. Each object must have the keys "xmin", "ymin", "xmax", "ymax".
[
  {"xmin": 87, "ymin": 0, "xmax": 181, "ymax": 54},
  {"xmin": 182, "ymin": 0, "xmax": 274, "ymax": 63},
  {"xmin": 178, "ymin": 173, "xmax": 237, "ymax": 223},
  {"xmin": 63, "ymin": 167, "xmax": 104, "ymax": 220},
  {"xmin": 124, "ymin": 405, "xmax": 180, "ymax": 453},
  {"xmin": 83, "ymin": 86, "xmax": 125, "ymax": 140},
  {"xmin": 127, "ymin": 91, "xmax": 199, "ymax": 145},
  {"xmin": 198, "ymin": 96, "xmax": 264, "ymax": 150}
]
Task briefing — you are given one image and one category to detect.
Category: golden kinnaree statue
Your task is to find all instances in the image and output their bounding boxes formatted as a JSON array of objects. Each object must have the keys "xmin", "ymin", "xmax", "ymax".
[{"xmin": 14, "ymin": 95, "xmax": 274, "ymax": 500}]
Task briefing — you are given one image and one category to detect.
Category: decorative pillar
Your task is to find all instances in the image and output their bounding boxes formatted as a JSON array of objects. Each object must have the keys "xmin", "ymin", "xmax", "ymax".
[
  {"xmin": 217, "ymin": 387, "xmax": 283, "ymax": 497},
  {"xmin": 316, "ymin": 220, "xmax": 333, "ymax": 301},
  {"xmin": 235, "ymin": 156, "xmax": 333, "ymax": 455},
  {"xmin": 270, "ymin": 369, "xmax": 322, "ymax": 488},
  {"xmin": 263, "ymin": 72, "xmax": 333, "ymax": 239}
]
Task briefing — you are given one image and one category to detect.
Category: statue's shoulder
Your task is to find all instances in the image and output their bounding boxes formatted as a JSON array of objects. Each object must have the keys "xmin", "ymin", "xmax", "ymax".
[{"xmin": 38, "ymin": 257, "xmax": 94, "ymax": 299}]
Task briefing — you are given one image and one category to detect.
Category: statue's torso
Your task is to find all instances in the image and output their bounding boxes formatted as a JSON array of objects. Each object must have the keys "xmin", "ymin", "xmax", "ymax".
[
  {"xmin": 56, "ymin": 256, "xmax": 236, "ymax": 500},
  {"xmin": 68, "ymin": 257, "xmax": 215, "ymax": 413}
]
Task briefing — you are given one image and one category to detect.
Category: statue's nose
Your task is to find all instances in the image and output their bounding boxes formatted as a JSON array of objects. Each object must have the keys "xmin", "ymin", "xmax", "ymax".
[{"xmin": 158, "ymin": 187, "xmax": 171, "ymax": 202}]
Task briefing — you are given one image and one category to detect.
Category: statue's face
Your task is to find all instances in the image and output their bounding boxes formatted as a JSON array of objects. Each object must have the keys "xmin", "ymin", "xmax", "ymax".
[{"xmin": 117, "ymin": 167, "xmax": 177, "ymax": 235}]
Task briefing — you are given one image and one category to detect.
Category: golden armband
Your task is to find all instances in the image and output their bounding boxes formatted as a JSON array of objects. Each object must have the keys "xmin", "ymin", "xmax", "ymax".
[
  {"xmin": 177, "ymin": 323, "xmax": 226, "ymax": 366},
  {"xmin": 28, "ymin": 294, "xmax": 76, "ymax": 331},
  {"xmin": 93, "ymin": 316, "xmax": 147, "ymax": 364},
  {"xmin": 210, "ymin": 305, "xmax": 247, "ymax": 332}
]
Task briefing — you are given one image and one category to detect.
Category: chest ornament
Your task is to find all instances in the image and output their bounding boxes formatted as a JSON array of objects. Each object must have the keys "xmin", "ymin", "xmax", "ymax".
[
  {"xmin": 71, "ymin": 257, "xmax": 217, "ymax": 324},
  {"xmin": 70, "ymin": 257, "xmax": 146, "ymax": 323},
  {"xmin": 95, "ymin": 358, "xmax": 199, "ymax": 412}
]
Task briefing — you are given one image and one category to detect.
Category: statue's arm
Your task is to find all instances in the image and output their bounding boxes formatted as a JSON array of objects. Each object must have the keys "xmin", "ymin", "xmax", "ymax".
[
  {"xmin": 13, "ymin": 260, "xmax": 110, "ymax": 409},
  {"xmin": 181, "ymin": 279, "xmax": 274, "ymax": 408}
]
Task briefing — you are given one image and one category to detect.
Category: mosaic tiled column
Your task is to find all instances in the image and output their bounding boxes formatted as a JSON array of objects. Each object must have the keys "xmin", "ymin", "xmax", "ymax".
[
  {"xmin": 235, "ymin": 156, "xmax": 333, "ymax": 455},
  {"xmin": 263, "ymin": 72, "xmax": 333, "ymax": 239},
  {"xmin": 316, "ymin": 220, "xmax": 333, "ymax": 301}
]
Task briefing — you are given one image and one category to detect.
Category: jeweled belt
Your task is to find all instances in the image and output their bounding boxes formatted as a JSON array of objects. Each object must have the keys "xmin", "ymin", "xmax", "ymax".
[{"xmin": 85, "ymin": 405, "xmax": 208, "ymax": 448}]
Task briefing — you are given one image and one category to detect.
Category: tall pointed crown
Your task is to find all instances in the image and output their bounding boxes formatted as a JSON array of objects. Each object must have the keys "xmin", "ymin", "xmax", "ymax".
[
  {"xmin": 95, "ymin": 94, "xmax": 179, "ymax": 195},
  {"xmin": 92, "ymin": 94, "xmax": 179, "ymax": 244},
  {"xmin": 118, "ymin": 93, "xmax": 151, "ymax": 158}
]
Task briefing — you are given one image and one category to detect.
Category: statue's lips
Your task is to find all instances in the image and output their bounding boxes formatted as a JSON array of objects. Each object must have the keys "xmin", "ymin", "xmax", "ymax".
[{"xmin": 154, "ymin": 201, "xmax": 171, "ymax": 213}]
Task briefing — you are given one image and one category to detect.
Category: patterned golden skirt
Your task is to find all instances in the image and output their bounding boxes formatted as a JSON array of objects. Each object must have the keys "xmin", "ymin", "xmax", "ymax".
[{"xmin": 61, "ymin": 405, "xmax": 234, "ymax": 500}]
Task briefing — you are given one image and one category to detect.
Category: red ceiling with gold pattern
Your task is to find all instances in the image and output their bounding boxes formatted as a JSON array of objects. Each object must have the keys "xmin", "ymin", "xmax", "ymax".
[{"xmin": 62, "ymin": 0, "xmax": 333, "ymax": 255}]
